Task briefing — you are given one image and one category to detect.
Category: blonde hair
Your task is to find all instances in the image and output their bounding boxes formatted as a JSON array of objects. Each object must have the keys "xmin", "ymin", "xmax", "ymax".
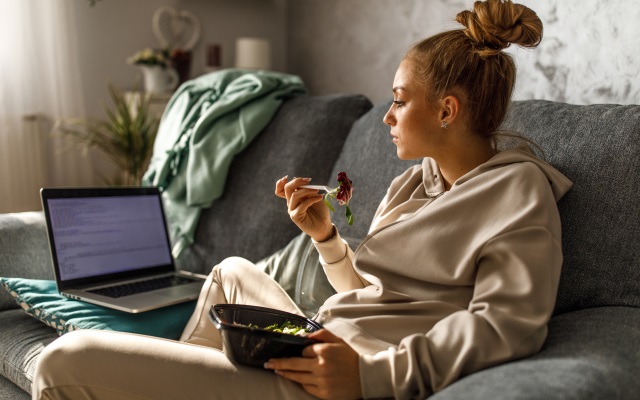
[{"xmin": 405, "ymin": 0, "xmax": 543, "ymax": 148}]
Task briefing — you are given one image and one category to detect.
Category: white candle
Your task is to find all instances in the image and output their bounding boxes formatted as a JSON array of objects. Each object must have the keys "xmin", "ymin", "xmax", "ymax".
[{"xmin": 235, "ymin": 37, "xmax": 272, "ymax": 70}]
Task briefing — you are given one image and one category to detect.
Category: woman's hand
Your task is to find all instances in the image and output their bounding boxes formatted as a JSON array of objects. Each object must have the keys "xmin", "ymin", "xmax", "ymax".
[
  {"xmin": 264, "ymin": 329, "xmax": 362, "ymax": 400},
  {"xmin": 275, "ymin": 176, "xmax": 334, "ymax": 242}
]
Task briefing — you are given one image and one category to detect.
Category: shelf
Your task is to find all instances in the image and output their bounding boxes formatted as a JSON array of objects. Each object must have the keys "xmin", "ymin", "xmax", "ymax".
[{"xmin": 124, "ymin": 91, "xmax": 172, "ymax": 119}]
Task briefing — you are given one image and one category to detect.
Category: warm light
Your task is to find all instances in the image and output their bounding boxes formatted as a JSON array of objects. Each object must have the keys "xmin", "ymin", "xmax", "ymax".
[{"xmin": 235, "ymin": 37, "xmax": 271, "ymax": 70}]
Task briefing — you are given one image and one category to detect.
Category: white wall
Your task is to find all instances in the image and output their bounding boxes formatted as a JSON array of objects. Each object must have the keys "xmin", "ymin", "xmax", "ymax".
[
  {"xmin": 72, "ymin": 0, "xmax": 289, "ymax": 119},
  {"xmin": 288, "ymin": 0, "xmax": 640, "ymax": 106},
  {"xmin": 510, "ymin": 1, "xmax": 640, "ymax": 104}
]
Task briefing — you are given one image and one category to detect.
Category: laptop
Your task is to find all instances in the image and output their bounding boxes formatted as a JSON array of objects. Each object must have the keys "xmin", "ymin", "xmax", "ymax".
[{"xmin": 40, "ymin": 187, "xmax": 205, "ymax": 313}]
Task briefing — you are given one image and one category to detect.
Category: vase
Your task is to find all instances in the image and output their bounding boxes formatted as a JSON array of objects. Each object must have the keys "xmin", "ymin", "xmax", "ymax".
[
  {"xmin": 171, "ymin": 50, "xmax": 192, "ymax": 86},
  {"xmin": 139, "ymin": 65, "xmax": 179, "ymax": 94}
]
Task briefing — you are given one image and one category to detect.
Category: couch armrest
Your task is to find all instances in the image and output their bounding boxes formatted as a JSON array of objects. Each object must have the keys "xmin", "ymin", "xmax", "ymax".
[{"xmin": 0, "ymin": 212, "xmax": 53, "ymax": 310}]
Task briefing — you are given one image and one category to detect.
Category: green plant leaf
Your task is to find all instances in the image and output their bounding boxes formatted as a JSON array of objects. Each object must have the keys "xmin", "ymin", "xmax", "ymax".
[
  {"xmin": 345, "ymin": 205, "xmax": 354, "ymax": 225},
  {"xmin": 55, "ymin": 83, "xmax": 160, "ymax": 186}
]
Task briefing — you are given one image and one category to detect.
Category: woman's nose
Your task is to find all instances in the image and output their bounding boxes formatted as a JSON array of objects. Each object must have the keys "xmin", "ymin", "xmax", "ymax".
[{"xmin": 383, "ymin": 105, "xmax": 395, "ymax": 126}]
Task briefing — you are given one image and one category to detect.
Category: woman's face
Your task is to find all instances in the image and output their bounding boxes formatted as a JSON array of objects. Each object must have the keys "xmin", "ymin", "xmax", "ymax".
[{"xmin": 383, "ymin": 60, "xmax": 443, "ymax": 160}]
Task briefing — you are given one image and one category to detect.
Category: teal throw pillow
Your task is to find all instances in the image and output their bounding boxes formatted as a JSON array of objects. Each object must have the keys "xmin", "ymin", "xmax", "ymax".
[{"xmin": 0, "ymin": 278, "xmax": 196, "ymax": 339}]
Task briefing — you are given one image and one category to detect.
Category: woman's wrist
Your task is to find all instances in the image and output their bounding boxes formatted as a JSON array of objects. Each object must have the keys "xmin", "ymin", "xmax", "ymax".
[{"xmin": 312, "ymin": 225, "xmax": 336, "ymax": 243}]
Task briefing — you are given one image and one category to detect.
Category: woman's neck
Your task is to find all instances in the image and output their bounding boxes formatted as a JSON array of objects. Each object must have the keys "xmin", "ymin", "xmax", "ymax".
[{"xmin": 438, "ymin": 135, "xmax": 496, "ymax": 191}]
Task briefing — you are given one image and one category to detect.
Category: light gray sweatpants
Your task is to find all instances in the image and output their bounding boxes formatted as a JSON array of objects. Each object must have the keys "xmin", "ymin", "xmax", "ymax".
[{"xmin": 32, "ymin": 257, "xmax": 318, "ymax": 400}]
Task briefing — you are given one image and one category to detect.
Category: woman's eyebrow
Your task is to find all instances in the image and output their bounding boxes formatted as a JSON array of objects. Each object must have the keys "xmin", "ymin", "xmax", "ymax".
[{"xmin": 392, "ymin": 86, "xmax": 406, "ymax": 93}]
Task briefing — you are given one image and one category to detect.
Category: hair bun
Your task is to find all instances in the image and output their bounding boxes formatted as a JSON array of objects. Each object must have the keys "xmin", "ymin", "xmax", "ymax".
[{"xmin": 456, "ymin": 0, "xmax": 543, "ymax": 57}]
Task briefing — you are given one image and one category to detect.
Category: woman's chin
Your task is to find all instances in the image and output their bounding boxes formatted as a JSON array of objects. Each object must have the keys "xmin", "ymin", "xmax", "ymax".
[{"xmin": 396, "ymin": 149, "xmax": 417, "ymax": 161}]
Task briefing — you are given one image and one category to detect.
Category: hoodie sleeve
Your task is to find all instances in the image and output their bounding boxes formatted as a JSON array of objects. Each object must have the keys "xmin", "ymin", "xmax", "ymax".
[
  {"xmin": 313, "ymin": 227, "xmax": 368, "ymax": 292},
  {"xmin": 359, "ymin": 223, "xmax": 563, "ymax": 399}
]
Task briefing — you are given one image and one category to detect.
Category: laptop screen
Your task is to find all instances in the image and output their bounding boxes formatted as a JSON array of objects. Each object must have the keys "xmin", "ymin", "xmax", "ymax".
[{"xmin": 41, "ymin": 188, "xmax": 174, "ymax": 285}]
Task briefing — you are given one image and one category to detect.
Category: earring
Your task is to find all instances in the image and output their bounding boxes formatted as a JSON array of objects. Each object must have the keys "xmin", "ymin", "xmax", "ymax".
[{"xmin": 441, "ymin": 121, "xmax": 448, "ymax": 129}]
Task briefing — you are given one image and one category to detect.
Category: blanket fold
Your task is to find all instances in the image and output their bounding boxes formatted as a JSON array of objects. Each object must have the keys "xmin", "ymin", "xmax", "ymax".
[{"xmin": 143, "ymin": 69, "xmax": 307, "ymax": 257}]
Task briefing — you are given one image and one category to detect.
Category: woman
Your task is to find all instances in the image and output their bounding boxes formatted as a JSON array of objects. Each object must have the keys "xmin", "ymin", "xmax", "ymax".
[{"xmin": 33, "ymin": 1, "xmax": 572, "ymax": 399}]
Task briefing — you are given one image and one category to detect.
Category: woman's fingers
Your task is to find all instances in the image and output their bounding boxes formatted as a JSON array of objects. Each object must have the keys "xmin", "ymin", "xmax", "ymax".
[
  {"xmin": 274, "ymin": 369, "xmax": 317, "ymax": 386},
  {"xmin": 266, "ymin": 356, "xmax": 311, "ymax": 372},
  {"xmin": 274, "ymin": 175, "xmax": 288, "ymax": 198},
  {"xmin": 275, "ymin": 176, "xmax": 316, "ymax": 205},
  {"xmin": 283, "ymin": 177, "xmax": 312, "ymax": 201},
  {"xmin": 276, "ymin": 176, "xmax": 333, "ymax": 241},
  {"xmin": 283, "ymin": 177, "xmax": 319, "ymax": 213},
  {"xmin": 288, "ymin": 189, "xmax": 322, "ymax": 212},
  {"xmin": 266, "ymin": 338, "xmax": 362, "ymax": 400},
  {"xmin": 264, "ymin": 356, "xmax": 316, "ymax": 384}
]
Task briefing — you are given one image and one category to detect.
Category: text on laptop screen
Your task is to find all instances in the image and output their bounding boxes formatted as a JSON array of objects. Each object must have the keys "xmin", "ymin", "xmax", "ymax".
[{"xmin": 47, "ymin": 195, "xmax": 173, "ymax": 281}]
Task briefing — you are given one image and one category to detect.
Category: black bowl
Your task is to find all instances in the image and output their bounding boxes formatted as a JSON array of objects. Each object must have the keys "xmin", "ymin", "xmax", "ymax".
[{"xmin": 209, "ymin": 304, "xmax": 323, "ymax": 368}]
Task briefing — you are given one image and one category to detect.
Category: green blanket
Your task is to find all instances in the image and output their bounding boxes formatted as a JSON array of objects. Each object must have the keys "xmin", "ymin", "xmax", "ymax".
[{"xmin": 143, "ymin": 69, "xmax": 307, "ymax": 257}]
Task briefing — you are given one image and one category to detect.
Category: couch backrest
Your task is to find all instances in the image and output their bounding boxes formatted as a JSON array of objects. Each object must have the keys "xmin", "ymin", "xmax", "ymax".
[
  {"xmin": 502, "ymin": 100, "xmax": 640, "ymax": 315},
  {"xmin": 0, "ymin": 212, "xmax": 54, "ymax": 310},
  {"xmin": 177, "ymin": 94, "xmax": 373, "ymax": 273}
]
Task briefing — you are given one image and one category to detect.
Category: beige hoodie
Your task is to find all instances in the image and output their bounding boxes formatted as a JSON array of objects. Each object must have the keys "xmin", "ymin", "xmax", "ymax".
[{"xmin": 313, "ymin": 147, "xmax": 572, "ymax": 399}]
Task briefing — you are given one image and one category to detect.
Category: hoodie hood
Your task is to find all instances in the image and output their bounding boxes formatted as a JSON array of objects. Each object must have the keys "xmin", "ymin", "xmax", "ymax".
[{"xmin": 445, "ymin": 146, "xmax": 573, "ymax": 202}]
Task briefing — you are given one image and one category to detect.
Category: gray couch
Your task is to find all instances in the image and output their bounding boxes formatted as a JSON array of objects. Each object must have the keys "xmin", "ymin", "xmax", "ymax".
[{"xmin": 1, "ymin": 94, "xmax": 638, "ymax": 399}]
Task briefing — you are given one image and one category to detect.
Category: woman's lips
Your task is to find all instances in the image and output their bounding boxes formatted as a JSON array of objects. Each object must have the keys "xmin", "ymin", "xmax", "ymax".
[{"xmin": 390, "ymin": 132, "xmax": 399, "ymax": 143}]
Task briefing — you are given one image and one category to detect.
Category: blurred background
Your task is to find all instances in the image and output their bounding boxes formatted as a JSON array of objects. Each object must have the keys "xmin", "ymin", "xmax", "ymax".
[{"xmin": 1, "ymin": 0, "xmax": 638, "ymax": 213}]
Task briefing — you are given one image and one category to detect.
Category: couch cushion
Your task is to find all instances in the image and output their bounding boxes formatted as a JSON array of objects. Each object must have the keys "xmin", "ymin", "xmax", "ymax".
[
  {"xmin": 328, "ymin": 100, "xmax": 420, "ymax": 241},
  {"xmin": 255, "ymin": 233, "xmax": 333, "ymax": 318},
  {"xmin": 0, "ymin": 373, "xmax": 30, "ymax": 400},
  {"xmin": 430, "ymin": 306, "xmax": 640, "ymax": 400},
  {"xmin": 0, "ymin": 212, "xmax": 53, "ymax": 311},
  {"xmin": 0, "ymin": 309, "xmax": 58, "ymax": 395},
  {"xmin": 502, "ymin": 101, "xmax": 640, "ymax": 314},
  {"xmin": 177, "ymin": 94, "xmax": 372, "ymax": 273},
  {"xmin": 0, "ymin": 278, "xmax": 195, "ymax": 339}
]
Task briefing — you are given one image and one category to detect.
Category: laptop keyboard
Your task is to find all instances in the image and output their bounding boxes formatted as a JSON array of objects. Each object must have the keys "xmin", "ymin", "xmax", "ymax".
[{"xmin": 88, "ymin": 276, "xmax": 195, "ymax": 298}]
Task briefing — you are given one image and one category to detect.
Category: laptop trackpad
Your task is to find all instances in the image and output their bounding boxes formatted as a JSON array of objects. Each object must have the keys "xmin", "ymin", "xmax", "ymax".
[{"xmin": 154, "ymin": 283, "xmax": 202, "ymax": 298}]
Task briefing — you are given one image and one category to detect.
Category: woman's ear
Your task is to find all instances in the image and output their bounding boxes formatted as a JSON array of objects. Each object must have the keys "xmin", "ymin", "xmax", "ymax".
[{"xmin": 439, "ymin": 95, "xmax": 460, "ymax": 126}]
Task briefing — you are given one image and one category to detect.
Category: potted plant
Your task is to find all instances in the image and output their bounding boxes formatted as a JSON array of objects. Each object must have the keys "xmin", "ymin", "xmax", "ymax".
[
  {"xmin": 127, "ymin": 48, "xmax": 180, "ymax": 93},
  {"xmin": 56, "ymin": 83, "xmax": 160, "ymax": 186}
]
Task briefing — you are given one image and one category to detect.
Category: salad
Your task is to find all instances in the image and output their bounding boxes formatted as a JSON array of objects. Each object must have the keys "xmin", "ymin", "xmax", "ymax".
[
  {"xmin": 264, "ymin": 321, "xmax": 309, "ymax": 336},
  {"xmin": 323, "ymin": 171, "xmax": 355, "ymax": 225},
  {"xmin": 236, "ymin": 321, "xmax": 310, "ymax": 336}
]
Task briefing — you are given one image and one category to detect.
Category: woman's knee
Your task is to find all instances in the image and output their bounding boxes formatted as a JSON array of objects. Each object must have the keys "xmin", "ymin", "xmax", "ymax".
[
  {"xmin": 34, "ymin": 330, "xmax": 99, "ymax": 395},
  {"xmin": 212, "ymin": 256, "xmax": 261, "ymax": 281},
  {"xmin": 37, "ymin": 331, "xmax": 96, "ymax": 372}
]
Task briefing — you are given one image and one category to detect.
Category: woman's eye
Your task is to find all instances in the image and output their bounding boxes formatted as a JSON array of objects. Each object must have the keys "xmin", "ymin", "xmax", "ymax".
[{"xmin": 393, "ymin": 100, "xmax": 404, "ymax": 107}]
